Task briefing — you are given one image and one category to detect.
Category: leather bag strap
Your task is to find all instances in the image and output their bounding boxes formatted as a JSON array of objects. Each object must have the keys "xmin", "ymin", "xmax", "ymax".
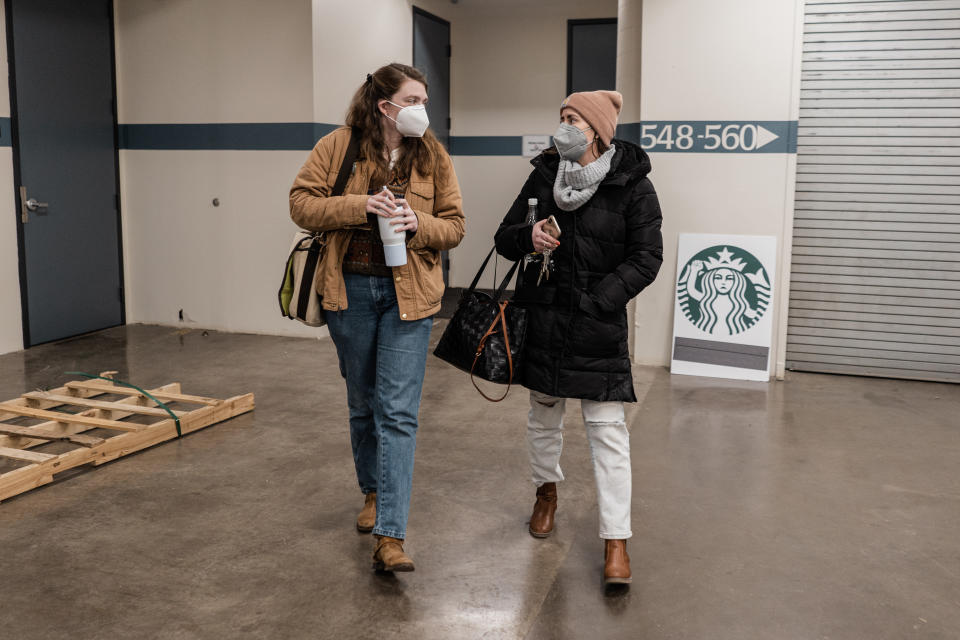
[
  {"xmin": 331, "ymin": 127, "xmax": 361, "ymax": 197},
  {"xmin": 470, "ymin": 301, "xmax": 514, "ymax": 402}
]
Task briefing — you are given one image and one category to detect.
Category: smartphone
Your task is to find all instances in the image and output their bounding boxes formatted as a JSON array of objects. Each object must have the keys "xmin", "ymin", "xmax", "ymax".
[{"xmin": 543, "ymin": 215, "xmax": 561, "ymax": 240}]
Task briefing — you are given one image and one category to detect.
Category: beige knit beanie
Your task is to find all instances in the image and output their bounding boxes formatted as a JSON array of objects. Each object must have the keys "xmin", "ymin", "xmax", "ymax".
[{"xmin": 560, "ymin": 90, "xmax": 623, "ymax": 146}]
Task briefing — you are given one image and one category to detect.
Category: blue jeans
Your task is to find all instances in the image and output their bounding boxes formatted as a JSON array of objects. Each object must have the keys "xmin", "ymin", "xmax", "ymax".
[{"xmin": 325, "ymin": 273, "xmax": 433, "ymax": 539}]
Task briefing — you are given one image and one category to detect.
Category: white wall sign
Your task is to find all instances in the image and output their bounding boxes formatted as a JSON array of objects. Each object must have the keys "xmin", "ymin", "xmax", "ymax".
[
  {"xmin": 522, "ymin": 135, "xmax": 550, "ymax": 158},
  {"xmin": 670, "ymin": 233, "xmax": 777, "ymax": 382}
]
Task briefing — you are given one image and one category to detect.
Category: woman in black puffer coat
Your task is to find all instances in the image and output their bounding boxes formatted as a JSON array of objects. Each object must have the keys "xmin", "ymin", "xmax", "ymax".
[{"xmin": 494, "ymin": 90, "xmax": 662, "ymax": 587}]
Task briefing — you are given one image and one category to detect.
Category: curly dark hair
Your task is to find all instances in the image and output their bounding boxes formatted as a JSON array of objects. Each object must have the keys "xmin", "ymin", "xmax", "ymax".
[{"xmin": 345, "ymin": 62, "xmax": 445, "ymax": 187}]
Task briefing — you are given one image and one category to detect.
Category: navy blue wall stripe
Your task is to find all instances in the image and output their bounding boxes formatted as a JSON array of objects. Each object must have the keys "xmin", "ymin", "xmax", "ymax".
[
  {"xmin": 119, "ymin": 123, "xmax": 328, "ymax": 151},
  {"xmin": 448, "ymin": 136, "xmax": 522, "ymax": 156},
  {"xmin": 109, "ymin": 120, "xmax": 798, "ymax": 154},
  {"xmin": 0, "ymin": 117, "xmax": 11, "ymax": 147}
]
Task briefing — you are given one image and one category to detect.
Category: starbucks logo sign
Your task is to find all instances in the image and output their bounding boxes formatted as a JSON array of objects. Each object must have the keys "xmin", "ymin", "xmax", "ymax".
[{"xmin": 677, "ymin": 245, "xmax": 771, "ymax": 336}]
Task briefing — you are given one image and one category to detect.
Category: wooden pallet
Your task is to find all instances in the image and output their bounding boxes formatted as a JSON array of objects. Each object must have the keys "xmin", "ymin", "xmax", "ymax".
[{"xmin": 0, "ymin": 372, "xmax": 255, "ymax": 503}]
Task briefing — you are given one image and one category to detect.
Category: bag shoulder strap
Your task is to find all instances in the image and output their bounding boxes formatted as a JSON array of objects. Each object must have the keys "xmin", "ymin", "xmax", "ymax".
[
  {"xmin": 467, "ymin": 248, "xmax": 497, "ymax": 291},
  {"xmin": 331, "ymin": 127, "xmax": 361, "ymax": 197},
  {"xmin": 468, "ymin": 247, "xmax": 521, "ymax": 302}
]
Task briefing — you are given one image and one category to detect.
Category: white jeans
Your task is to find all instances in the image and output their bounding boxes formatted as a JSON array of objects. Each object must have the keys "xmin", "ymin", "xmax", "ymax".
[{"xmin": 527, "ymin": 390, "xmax": 632, "ymax": 539}]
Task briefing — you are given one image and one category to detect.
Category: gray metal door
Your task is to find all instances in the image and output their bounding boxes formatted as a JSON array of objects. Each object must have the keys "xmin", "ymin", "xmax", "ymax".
[
  {"xmin": 787, "ymin": 0, "xmax": 960, "ymax": 383},
  {"xmin": 413, "ymin": 6, "xmax": 451, "ymax": 283},
  {"xmin": 8, "ymin": 0, "xmax": 123, "ymax": 347},
  {"xmin": 413, "ymin": 7, "xmax": 450, "ymax": 149}
]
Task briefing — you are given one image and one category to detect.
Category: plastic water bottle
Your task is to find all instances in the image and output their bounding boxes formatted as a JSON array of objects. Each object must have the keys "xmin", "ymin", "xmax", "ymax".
[{"xmin": 524, "ymin": 198, "xmax": 538, "ymax": 266}]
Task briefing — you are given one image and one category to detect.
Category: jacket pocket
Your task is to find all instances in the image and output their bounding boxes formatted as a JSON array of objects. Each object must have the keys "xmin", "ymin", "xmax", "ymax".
[
  {"xmin": 414, "ymin": 248, "xmax": 443, "ymax": 306},
  {"xmin": 408, "ymin": 181, "xmax": 435, "ymax": 213},
  {"xmin": 415, "ymin": 247, "xmax": 440, "ymax": 266},
  {"xmin": 577, "ymin": 288, "xmax": 620, "ymax": 323},
  {"xmin": 577, "ymin": 290, "xmax": 604, "ymax": 319}
]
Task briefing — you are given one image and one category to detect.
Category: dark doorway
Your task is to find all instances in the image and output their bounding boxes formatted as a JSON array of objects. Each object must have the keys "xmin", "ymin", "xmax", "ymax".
[
  {"xmin": 413, "ymin": 6, "xmax": 451, "ymax": 285},
  {"xmin": 6, "ymin": 0, "xmax": 124, "ymax": 347},
  {"xmin": 413, "ymin": 7, "xmax": 450, "ymax": 149},
  {"xmin": 567, "ymin": 19, "xmax": 618, "ymax": 94}
]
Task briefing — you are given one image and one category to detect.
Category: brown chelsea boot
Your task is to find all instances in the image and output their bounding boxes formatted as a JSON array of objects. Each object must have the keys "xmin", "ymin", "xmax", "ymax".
[
  {"xmin": 528, "ymin": 482, "xmax": 558, "ymax": 538},
  {"xmin": 603, "ymin": 539, "xmax": 632, "ymax": 585}
]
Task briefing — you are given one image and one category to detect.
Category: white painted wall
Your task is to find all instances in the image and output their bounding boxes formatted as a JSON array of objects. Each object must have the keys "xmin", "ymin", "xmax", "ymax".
[
  {"xmin": 0, "ymin": 144, "xmax": 16, "ymax": 355},
  {"xmin": 116, "ymin": 0, "xmax": 313, "ymax": 124},
  {"xmin": 115, "ymin": 0, "xmax": 320, "ymax": 337},
  {"xmin": 630, "ymin": 0, "xmax": 803, "ymax": 375},
  {"xmin": 119, "ymin": 149, "xmax": 317, "ymax": 333},
  {"xmin": 0, "ymin": 0, "xmax": 24, "ymax": 355},
  {"xmin": 312, "ymin": 0, "xmax": 415, "ymax": 124}
]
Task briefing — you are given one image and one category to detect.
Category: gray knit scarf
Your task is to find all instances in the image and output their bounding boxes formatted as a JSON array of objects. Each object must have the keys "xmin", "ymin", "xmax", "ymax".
[{"xmin": 553, "ymin": 145, "xmax": 616, "ymax": 211}]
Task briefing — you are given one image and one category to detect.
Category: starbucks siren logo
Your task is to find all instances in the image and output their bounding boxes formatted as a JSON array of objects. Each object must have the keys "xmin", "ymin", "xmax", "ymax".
[{"xmin": 677, "ymin": 245, "xmax": 771, "ymax": 336}]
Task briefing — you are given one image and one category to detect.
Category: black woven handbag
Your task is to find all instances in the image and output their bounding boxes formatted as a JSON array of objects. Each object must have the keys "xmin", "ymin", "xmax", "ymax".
[{"xmin": 433, "ymin": 248, "xmax": 527, "ymax": 402}]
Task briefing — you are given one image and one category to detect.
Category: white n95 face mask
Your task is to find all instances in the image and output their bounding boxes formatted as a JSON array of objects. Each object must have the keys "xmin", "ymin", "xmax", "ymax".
[{"xmin": 386, "ymin": 101, "xmax": 430, "ymax": 138}]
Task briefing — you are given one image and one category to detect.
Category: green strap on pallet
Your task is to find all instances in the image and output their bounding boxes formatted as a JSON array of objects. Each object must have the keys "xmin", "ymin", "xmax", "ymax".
[{"xmin": 65, "ymin": 372, "xmax": 182, "ymax": 437}]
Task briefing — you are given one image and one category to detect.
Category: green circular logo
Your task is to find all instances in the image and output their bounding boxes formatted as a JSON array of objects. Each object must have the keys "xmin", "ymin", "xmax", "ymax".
[{"xmin": 677, "ymin": 245, "xmax": 771, "ymax": 336}]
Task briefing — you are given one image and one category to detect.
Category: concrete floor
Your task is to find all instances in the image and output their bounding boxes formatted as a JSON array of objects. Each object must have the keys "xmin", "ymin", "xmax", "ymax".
[{"xmin": 0, "ymin": 323, "xmax": 957, "ymax": 640}]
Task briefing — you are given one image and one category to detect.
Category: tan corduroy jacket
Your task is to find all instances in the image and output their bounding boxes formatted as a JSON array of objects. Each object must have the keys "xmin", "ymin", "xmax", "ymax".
[{"xmin": 289, "ymin": 127, "xmax": 465, "ymax": 321}]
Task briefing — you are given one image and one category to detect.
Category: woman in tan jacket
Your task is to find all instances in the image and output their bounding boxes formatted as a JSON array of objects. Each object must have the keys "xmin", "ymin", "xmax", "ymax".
[{"xmin": 290, "ymin": 63, "xmax": 464, "ymax": 573}]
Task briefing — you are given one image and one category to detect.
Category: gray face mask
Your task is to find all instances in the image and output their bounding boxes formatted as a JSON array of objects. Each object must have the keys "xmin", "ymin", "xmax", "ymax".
[{"xmin": 553, "ymin": 122, "xmax": 592, "ymax": 160}]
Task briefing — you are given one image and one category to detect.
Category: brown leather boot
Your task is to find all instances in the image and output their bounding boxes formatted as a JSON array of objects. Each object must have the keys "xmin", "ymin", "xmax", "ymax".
[
  {"xmin": 528, "ymin": 482, "xmax": 558, "ymax": 538},
  {"xmin": 356, "ymin": 492, "xmax": 376, "ymax": 533},
  {"xmin": 603, "ymin": 539, "xmax": 632, "ymax": 585},
  {"xmin": 372, "ymin": 535, "xmax": 415, "ymax": 572}
]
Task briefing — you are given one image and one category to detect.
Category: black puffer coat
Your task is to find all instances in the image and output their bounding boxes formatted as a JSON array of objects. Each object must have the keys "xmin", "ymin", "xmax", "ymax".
[{"xmin": 494, "ymin": 141, "xmax": 663, "ymax": 402}]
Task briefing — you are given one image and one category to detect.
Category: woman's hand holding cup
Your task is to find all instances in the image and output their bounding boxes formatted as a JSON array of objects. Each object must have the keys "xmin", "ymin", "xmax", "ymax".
[
  {"xmin": 366, "ymin": 188, "xmax": 397, "ymax": 218},
  {"xmin": 391, "ymin": 199, "xmax": 418, "ymax": 233}
]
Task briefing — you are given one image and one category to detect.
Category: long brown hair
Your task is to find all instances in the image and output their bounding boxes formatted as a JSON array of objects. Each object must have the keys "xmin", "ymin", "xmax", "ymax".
[{"xmin": 345, "ymin": 63, "xmax": 445, "ymax": 187}]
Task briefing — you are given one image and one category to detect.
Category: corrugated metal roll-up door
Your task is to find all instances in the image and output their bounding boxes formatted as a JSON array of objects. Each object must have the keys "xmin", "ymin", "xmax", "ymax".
[{"xmin": 787, "ymin": 0, "xmax": 960, "ymax": 383}]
